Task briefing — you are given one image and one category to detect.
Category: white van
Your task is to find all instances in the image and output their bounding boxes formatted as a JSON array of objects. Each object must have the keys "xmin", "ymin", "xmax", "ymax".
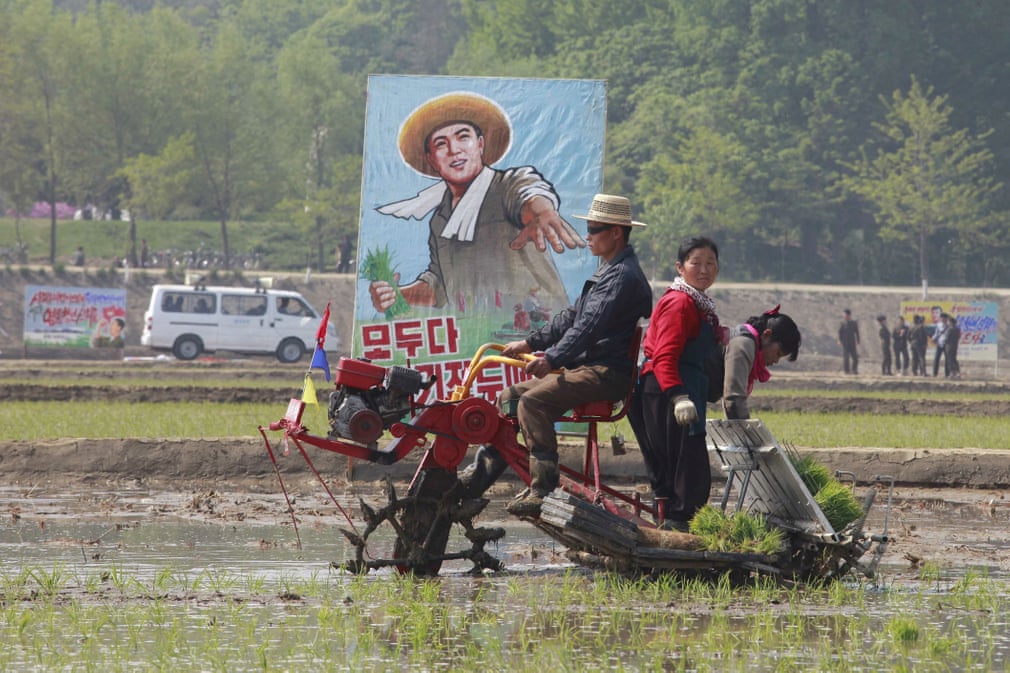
[{"xmin": 140, "ymin": 284, "xmax": 337, "ymax": 362}]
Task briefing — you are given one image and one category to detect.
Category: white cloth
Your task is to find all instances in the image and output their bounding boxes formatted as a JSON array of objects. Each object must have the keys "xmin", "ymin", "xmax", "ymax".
[{"xmin": 376, "ymin": 166, "xmax": 496, "ymax": 243}]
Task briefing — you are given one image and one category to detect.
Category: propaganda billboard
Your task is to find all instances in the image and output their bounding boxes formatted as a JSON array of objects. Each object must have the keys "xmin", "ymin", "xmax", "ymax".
[
  {"xmin": 24, "ymin": 285, "xmax": 127, "ymax": 348},
  {"xmin": 353, "ymin": 75, "xmax": 607, "ymax": 402}
]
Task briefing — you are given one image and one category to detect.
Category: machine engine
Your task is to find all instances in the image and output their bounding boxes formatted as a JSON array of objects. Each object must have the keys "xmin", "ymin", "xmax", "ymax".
[{"xmin": 327, "ymin": 358, "xmax": 430, "ymax": 447}]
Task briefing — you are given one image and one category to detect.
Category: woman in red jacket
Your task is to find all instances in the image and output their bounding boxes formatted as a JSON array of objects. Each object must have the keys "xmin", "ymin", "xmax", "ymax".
[{"xmin": 628, "ymin": 236, "xmax": 726, "ymax": 531}]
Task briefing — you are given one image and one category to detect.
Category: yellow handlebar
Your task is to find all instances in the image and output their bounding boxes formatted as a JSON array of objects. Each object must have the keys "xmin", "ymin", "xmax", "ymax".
[{"xmin": 450, "ymin": 343, "xmax": 547, "ymax": 401}]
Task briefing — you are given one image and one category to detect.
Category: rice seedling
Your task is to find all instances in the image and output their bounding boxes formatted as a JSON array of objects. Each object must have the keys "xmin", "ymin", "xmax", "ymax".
[
  {"xmin": 0, "ymin": 549, "xmax": 1006, "ymax": 671},
  {"xmin": 202, "ymin": 567, "xmax": 242, "ymax": 593},
  {"xmin": 747, "ymin": 573, "xmax": 781, "ymax": 602},
  {"xmin": 814, "ymin": 481, "xmax": 865, "ymax": 531},
  {"xmin": 927, "ymin": 635, "xmax": 955, "ymax": 657},
  {"xmin": 950, "ymin": 566, "xmax": 983, "ymax": 594},
  {"xmin": 758, "ymin": 388, "xmax": 1009, "ymax": 403},
  {"xmin": 150, "ymin": 567, "xmax": 177, "ymax": 594},
  {"xmin": 4, "ymin": 375, "xmax": 296, "ymax": 389},
  {"xmin": 918, "ymin": 560, "xmax": 943, "ymax": 588},
  {"xmin": 887, "ymin": 615, "xmax": 920, "ymax": 644},
  {"xmin": 791, "ymin": 453, "xmax": 832, "ymax": 495},
  {"xmin": 1, "ymin": 401, "xmax": 282, "ymax": 440},
  {"xmin": 825, "ymin": 578, "xmax": 867, "ymax": 608},
  {"xmin": 9, "ymin": 397, "xmax": 1010, "ymax": 449},
  {"xmin": 762, "ymin": 411, "xmax": 1010, "ymax": 450},
  {"xmin": 688, "ymin": 505, "xmax": 785, "ymax": 555},
  {"xmin": 28, "ymin": 564, "xmax": 69, "ymax": 598},
  {"xmin": 0, "ymin": 566, "xmax": 34, "ymax": 600},
  {"xmin": 105, "ymin": 563, "xmax": 145, "ymax": 595},
  {"xmin": 789, "ymin": 453, "xmax": 864, "ymax": 530}
]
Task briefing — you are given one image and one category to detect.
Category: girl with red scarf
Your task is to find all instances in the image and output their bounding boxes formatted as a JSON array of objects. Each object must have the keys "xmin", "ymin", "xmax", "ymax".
[{"xmin": 722, "ymin": 307, "xmax": 802, "ymax": 420}]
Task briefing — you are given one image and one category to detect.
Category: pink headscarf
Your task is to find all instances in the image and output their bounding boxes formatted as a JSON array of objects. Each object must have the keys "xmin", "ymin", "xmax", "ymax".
[{"xmin": 743, "ymin": 304, "xmax": 780, "ymax": 394}]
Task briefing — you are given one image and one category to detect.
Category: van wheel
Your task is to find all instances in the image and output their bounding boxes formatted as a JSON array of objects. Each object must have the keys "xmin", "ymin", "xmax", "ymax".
[
  {"xmin": 172, "ymin": 335, "xmax": 203, "ymax": 361},
  {"xmin": 276, "ymin": 338, "xmax": 305, "ymax": 363}
]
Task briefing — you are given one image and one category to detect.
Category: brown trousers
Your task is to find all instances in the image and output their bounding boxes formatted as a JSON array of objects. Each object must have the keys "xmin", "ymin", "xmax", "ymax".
[{"xmin": 499, "ymin": 364, "xmax": 630, "ymax": 465}]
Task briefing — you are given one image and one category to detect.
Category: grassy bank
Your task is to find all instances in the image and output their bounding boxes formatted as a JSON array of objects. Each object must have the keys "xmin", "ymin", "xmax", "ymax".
[{"xmin": 6, "ymin": 400, "xmax": 1010, "ymax": 449}]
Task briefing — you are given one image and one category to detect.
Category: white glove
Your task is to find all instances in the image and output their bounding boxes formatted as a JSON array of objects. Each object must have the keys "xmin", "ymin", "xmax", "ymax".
[{"xmin": 672, "ymin": 395, "xmax": 698, "ymax": 426}]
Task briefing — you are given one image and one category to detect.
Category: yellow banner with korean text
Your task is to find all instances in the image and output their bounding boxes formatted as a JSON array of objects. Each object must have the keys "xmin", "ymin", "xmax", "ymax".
[{"xmin": 899, "ymin": 300, "xmax": 998, "ymax": 363}]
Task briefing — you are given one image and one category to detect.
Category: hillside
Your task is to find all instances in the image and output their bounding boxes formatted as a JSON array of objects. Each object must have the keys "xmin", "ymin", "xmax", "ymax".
[{"xmin": 2, "ymin": 266, "xmax": 1008, "ymax": 380}]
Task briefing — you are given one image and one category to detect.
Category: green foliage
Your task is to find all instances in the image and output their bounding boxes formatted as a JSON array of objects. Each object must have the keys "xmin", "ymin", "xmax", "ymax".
[
  {"xmin": 637, "ymin": 123, "xmax": 761, "ymax": 278},
  {"xmin": 843, "ymin": 76, "xmax": 1001, "ymax": 285},
  {"xmin": 2, "ymin": 0, "xmax": 1010, "ymax": 285},
  {"xmin": 118, "ymin": 134, "xmax": 199, "ymax": 222}
]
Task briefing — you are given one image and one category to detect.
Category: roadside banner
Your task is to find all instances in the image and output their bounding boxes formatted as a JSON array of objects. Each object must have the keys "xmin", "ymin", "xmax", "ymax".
[
  {"xmin": 23, "ymin": 285, "xmax": 127, "ymax": 348},
  {"xmin": 899, "ymin": 300, "xmax": 998, "ymax": 362},
  {"xmin": 352, "ymin": 75, "xmax": 607, "ymax": 402}
]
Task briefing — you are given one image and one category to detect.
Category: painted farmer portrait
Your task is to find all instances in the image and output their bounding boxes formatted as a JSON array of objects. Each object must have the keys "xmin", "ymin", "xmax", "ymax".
[{"xmin": 369, "ymin": 91, "xmax": 583, "ymax": 316}]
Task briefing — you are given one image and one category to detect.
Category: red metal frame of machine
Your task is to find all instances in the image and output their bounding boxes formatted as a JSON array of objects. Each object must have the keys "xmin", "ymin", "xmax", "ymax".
[{"xmin": 260, "ymin": 342, "xmax": 657, "ymax": 533}]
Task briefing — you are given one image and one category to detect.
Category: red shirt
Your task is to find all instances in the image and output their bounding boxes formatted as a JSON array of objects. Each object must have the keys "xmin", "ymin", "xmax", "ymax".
[{"xmin": 639, "ymin": 290, "xmax": 701, "ymax": 392}]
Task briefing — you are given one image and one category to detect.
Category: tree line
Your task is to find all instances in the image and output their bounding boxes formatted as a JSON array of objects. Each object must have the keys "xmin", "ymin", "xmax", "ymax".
[{"xmin": 0, "ymin": 0, "xmax": 1006, "ymax": 290}]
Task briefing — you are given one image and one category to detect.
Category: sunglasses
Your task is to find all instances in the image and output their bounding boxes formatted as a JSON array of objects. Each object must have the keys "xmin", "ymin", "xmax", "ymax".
[{"xmin": 587, "ymin": 223, "xmax": 614, "ymax": 235}]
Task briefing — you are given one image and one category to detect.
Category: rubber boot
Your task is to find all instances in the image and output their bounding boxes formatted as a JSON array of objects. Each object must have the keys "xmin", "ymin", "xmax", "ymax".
[
  {"xmin": 507, "ymin": 455, "xmax": 558, "ymax": 517},
  {"xmin": 529, "ymin": 455, "xmax": 559, "ymax": 496},
  {"xmin": 458, "ymin": 445, "xmax": 508, "ymax": 500}
]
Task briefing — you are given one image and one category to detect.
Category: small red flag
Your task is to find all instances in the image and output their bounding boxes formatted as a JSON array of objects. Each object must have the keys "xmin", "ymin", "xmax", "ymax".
[{"xmin": 316, "ymin": 302, "xmax": 331, "ymax": 347}]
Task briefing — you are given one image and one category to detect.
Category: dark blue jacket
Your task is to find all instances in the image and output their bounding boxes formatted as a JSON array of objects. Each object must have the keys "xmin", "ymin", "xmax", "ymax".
[{"xmin": 526, "ymin": 245, "xmax": 652, "ymax": 375}]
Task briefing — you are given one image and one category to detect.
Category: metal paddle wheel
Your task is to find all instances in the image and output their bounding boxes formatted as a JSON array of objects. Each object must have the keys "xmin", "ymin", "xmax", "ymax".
[{"xmin": 336, "ymin": 470, "xmax": 506, "ymax": 577}]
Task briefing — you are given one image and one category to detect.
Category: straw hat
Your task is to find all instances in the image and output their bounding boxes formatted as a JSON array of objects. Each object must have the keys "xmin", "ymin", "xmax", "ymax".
[
  {"xmin": 572, "ymin": 194, "xmax": 647, "ymax": 228},
  {"xmin": 398, "ymin": 92, "xmax": 512, "ymax": 177}
]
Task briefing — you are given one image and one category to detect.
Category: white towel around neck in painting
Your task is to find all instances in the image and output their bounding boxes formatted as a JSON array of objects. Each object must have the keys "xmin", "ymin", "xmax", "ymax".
[{"xmin": 375, "ymin": 166, "xmax": 495, "ymax": 243}]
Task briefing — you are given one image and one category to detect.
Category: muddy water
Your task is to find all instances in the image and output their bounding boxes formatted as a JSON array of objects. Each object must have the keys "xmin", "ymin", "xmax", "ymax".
[
  {"xmin": 1, "ymin": 485, "xmax": 1009, "ymax": 671},
  {"xmin": 0, "ymin": 486, "xmax": 562, "ymax": 581},
  {"xmin": 1, "ymin": 483, "xmax": 1007, "ymax": 581}
]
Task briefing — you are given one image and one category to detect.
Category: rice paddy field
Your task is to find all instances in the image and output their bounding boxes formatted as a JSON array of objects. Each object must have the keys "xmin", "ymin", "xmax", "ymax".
[
  {"xmin": 0, "ymin": 488, "xmax": 1007, "ymax": 673},
  {"xmin": 2, "ymin": 359, "xmax": 1009, "ymax": 671}
]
